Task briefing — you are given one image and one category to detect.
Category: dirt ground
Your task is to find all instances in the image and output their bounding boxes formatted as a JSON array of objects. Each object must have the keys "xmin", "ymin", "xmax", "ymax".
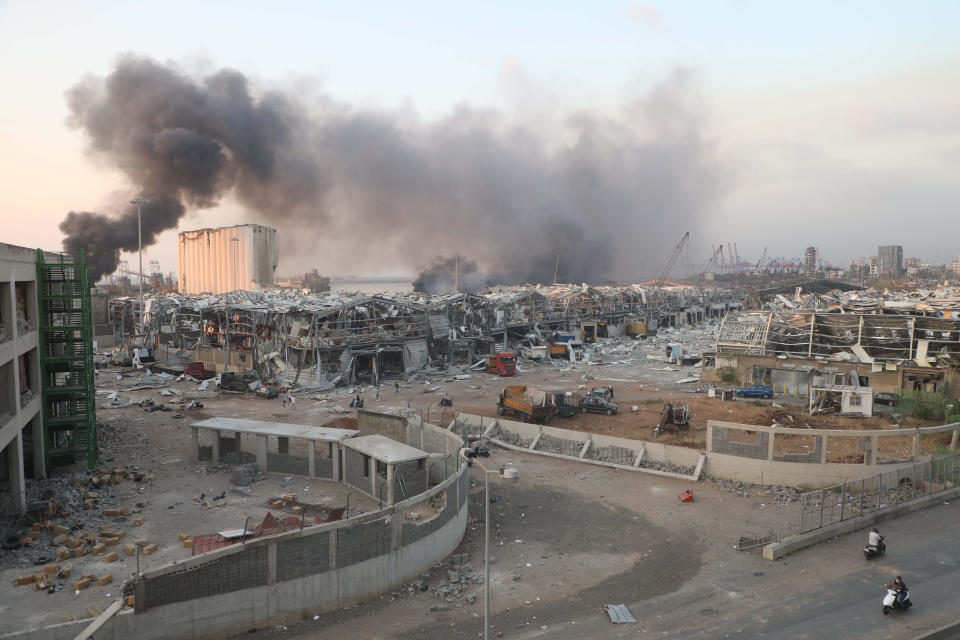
[{"xmin": 0, "ymin": 332, "xmax": 945, "ymax": 634}]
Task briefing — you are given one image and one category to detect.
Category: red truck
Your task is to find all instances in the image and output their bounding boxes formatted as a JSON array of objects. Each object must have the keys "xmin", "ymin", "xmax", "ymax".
[{"xmin": 487, "ymin": 352, "xmax": 517, "ymax": 376}]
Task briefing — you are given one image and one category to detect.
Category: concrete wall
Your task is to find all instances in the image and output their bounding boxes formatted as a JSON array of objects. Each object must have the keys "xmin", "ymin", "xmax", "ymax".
[
  {"xmin": 452, "ymin": 413, "xmax": 703, "ymax": 480},
  {"xmin": 343, "ymin": 446, "xmax": 370, "ymax": 496},
  {"xmin": 357, "ymin": 409, "xmax": 406, "ymax": 442},
  {"xmin": 451, "ymin": 412, "xmax": 960, "ymax": 490},
  {"xmin": 2, "ymin": 422, "xmax": 468, "ymax": 640},
  {"xmin": 704, "ymin": 449, "xmax": 880, "ymax": 488},
  {"xmin": 394, "ymin": 459, "xmax": 426, "ymax": 500},
  {"xmin": 266, "ymin": 452, "xmax": 310, "ymax": 476},
  {"xmin": 705, "ymin": 419, "xmax": 960, "ymax": 488}
]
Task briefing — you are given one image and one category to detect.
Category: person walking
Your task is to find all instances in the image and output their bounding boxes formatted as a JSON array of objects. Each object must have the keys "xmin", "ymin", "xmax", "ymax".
[
  {"xmin": 288, "ymin": 393, "xmax": 296, "ymax": 410},
  {"xmin": 375, "ymin": 385, "xmax": 380, "ymax": 400},
  {"xmin": 394, "ymin": 382, "xmax": 400, "ymax": 395},
  {"xmin": 282, "ymin": 391, "xmax": 288, "ymax": 408}
]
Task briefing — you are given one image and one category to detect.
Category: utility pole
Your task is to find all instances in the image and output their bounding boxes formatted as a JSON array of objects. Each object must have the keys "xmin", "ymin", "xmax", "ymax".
[
  {"xmin": 553, "ymin": 255, "xmax": 559, "ymax": 284},
  {"xmin": 130, "ymin": 198, "xmax": 149, "ymax": 338},
  {"xmin": 459, "ymin": 450, "xmax": 519, "ymax": 640}
]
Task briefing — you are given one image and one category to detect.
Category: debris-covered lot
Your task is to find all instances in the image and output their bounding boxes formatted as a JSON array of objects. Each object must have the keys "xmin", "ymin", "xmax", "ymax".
[{"xmin": 1, "ymin": 318, "xmax": 940, "ymax": 635}]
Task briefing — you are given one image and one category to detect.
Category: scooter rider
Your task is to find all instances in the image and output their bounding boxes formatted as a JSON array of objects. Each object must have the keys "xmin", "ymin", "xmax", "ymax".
[
  {"xmin": 887, "ymin": 576, "xmax": 908, "ymax": 607},
  {"xmin": 868, "ymin": 527, "xmax": 882, "ymax": 549}
]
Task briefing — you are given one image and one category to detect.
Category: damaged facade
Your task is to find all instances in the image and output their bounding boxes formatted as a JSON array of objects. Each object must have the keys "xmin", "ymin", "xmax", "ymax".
[
  {"xmin": 133, "ymin": 284, "xmax": 742, "ymax": 389},
  {"xmin": 712, "ymin": 294, "xmax": 960, "ymax": 397}
]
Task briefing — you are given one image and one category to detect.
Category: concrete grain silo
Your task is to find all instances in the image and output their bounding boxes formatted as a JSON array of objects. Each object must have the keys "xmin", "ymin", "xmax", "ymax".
[{"xmin": 177, "ymin": 224, "xmax": 279, "ymax": 294}]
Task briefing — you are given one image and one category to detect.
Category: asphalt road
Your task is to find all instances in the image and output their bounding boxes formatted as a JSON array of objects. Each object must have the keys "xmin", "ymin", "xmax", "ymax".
[{"xmin": 512, "ymin": 500, "xmax": 960, "ymax": 640}]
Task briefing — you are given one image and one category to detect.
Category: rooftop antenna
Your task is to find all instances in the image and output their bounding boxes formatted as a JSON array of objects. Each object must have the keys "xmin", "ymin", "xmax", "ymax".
[
  {"xmin": 553, "ymin": 254, "xmax": 559, "ymax": 284},
  {"xmin": 454, "ymin": 254, "xmax": 459, "ymax": 293}
]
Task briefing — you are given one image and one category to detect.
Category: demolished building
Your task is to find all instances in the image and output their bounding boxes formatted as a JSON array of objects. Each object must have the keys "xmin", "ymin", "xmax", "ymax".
[{"xmin": 131, "ymin": 284, "xmax": 742, "ymax": 389}]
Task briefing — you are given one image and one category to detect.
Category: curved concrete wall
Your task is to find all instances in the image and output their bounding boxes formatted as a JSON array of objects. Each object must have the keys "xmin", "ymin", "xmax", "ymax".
[{"xmin": 4, "ymin": 422, "xmax": 466, "ymax": 640}]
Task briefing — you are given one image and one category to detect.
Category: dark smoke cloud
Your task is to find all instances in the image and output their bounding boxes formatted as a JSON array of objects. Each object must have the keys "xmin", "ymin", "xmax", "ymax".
[
  {"xmin": 62, "ymin": 56, "xmax": 322, "ymax": 280},
  {"xmin": 62, "ymin": 56, "xmax": 722, "ymax": 286},
  {"xmin": 412, "ymin": 255, "xmax": 485, "ymax": 293},
  {"xmin": 60, "ymin": 195, "xmax": 183, "ymax": 280}
]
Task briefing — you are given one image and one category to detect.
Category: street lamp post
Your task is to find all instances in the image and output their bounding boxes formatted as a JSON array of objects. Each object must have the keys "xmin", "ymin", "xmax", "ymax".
[
  {"xmin": 459, "ymin": 448, "xmax": 518, "ymax": 640},
  {"xmin": 130, "ymin": 198, "xmax": 149, "ymax": 338}
]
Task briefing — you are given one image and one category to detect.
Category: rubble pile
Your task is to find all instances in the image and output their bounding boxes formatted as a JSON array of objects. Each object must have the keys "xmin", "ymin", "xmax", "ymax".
[
  {"xmin": 487, "ymin": 423, "xmax": 532, "ymax": 448},
  {"xmin": 637, "ymin": 459, "xmax": 697, "ymax": 476},
  {"xmin": 707, "ymin": 478, "xmax": 801, "ymax": 502},
  {"xmin": 231, "ymin": 464, "xmax": 259, "ymax": 487},
  {"xmin": 429, "ymin": 553, "xmax": 484, "ymax": 603},
  {"xmin": 1, "ymin": 468, "xmax": 153, "ymax": 588},
  {"xmin": 764, "ymin": 285, "xmax": 960, "ymax": 315}
]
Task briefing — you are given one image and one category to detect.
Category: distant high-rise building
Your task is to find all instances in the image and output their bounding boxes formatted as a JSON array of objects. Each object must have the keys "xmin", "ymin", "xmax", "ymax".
[
  {"xmin": 803, "ymin": 247, "xmax": 818, "ymax": 275},
  {"xmin": 877, "ymin": 245, "xmax": 904, "ymax": 278}
]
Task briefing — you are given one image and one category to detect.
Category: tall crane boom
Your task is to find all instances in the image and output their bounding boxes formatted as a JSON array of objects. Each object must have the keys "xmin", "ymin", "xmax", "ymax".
[
  {"xmin": 755, "ymin": 246, "xmax": 767, "ymax": 272},
  {"xmin": 702, "ymin": 244, "xmax": 724, "ymax": 276},
  {"xmin": 654, "ymin": 232, "xmax": 689, "ymax": 284}
]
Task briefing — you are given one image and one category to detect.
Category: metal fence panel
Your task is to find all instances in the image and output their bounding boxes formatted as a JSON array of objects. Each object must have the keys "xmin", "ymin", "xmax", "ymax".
[{"xmin": 798, "ymin": 451, "xmax": 959, "ymax": 533}]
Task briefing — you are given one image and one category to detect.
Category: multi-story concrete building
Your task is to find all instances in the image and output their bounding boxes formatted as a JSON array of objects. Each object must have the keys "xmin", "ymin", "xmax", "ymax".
[
  {"xmin": 803, "ymin": 247, "xmax": 818, "ymax": 275},
  {"xmin": 0, "ymin": 243, "xmax": 95, "ymax": 514},
  {"xmin": 878, "ymin": 245, "xmax": 904, "ymax": 278},
  {"xmin": 0, "ymin": 243, "xmax": 43, "ymax": 513}
]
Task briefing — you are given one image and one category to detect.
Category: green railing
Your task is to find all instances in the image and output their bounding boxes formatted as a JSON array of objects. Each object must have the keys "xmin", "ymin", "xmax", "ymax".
[{"xmin": 37, "ymin": 249, "xmax": 96, "ymax": 469}]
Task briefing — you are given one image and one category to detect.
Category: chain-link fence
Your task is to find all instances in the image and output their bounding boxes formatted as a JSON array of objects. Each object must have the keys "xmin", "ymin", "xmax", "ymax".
[{"xmin": 798, "ymin": 450, "xmax": 960, "ymax": 533}]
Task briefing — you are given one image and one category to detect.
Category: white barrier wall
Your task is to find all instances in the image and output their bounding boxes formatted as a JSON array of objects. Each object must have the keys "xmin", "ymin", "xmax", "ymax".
[{"xmin": 451, "ymin": 413, "xmax": 960, "ymax": 490}]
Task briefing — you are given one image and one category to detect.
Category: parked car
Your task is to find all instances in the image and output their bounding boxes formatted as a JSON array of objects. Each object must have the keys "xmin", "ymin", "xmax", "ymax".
[
  {"xmin": 580, "ymin": 396, "xmax": 619, "ymax": 416},
  {"xmin": 874, "ymin": 392, "xmax": 896, "ymax": 406},
  {"xmin": 587, "ymin": 386, "xmax": 614, "ymax": 401},
  {"xmin": 735, "ymin": 385, "xmax": 773, "ymax": 399}
]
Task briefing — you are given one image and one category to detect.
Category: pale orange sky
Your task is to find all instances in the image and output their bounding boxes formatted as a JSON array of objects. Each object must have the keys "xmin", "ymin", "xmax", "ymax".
[{"xmin": 3, "ymin": 0, "xmax": 960, "ymax": 277}]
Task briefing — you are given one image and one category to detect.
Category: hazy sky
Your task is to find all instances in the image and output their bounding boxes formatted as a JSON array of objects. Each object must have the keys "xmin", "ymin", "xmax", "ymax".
[{"xmin": 2, "ymin": 0, "xmax": 959, "ymax": 277}]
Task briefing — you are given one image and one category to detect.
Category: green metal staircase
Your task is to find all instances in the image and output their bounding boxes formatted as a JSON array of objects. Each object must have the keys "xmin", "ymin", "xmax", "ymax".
[{"xmin": 36, "ymin": 250, "xmax": 96, "ymax": 469}]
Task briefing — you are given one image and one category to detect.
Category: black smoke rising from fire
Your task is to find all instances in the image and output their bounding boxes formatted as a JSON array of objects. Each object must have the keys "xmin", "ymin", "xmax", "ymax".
[
  {"xmin": 61, "ymin": 56, "xmax": 721, "ymax": 286},
  {"xmin": 61, "ymin": 55, "xmax": 322, "ymax": 280},
  {"xmin": 412, "ymin": 255, "xmax": 486, "ymax": 294}
]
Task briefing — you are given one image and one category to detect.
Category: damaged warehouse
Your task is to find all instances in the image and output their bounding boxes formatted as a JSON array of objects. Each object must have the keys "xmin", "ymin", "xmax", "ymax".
[
  {"xmin": 123, "ymin": 284, "xmax": 742, "ymax": 390},
  {"xmin": 710, "ymin": 305, "xmax": 960, "ymax": 400}
]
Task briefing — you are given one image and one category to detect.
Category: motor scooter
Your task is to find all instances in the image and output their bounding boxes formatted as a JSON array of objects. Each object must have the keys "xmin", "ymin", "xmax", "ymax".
[
  {"xmin": 864, "ymin": 535, "xmax": 886, "ymax": 560},
  {"xmin": 882, "ymin": 587, "xmax": 912, "ymax": 614}
]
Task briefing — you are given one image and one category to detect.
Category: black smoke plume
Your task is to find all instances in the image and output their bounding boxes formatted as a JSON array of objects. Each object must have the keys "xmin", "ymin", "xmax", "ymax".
[
  {"xmin": 62, "ymin": 55, "xmax": 322, "ymax": 280},
  {"xmin": 412, "ymin": 255, "xmax": 485, "ymax": 293},
  {"xmin": 62, "ymin": 56, "xmax": 721, "ymax": 286}
]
